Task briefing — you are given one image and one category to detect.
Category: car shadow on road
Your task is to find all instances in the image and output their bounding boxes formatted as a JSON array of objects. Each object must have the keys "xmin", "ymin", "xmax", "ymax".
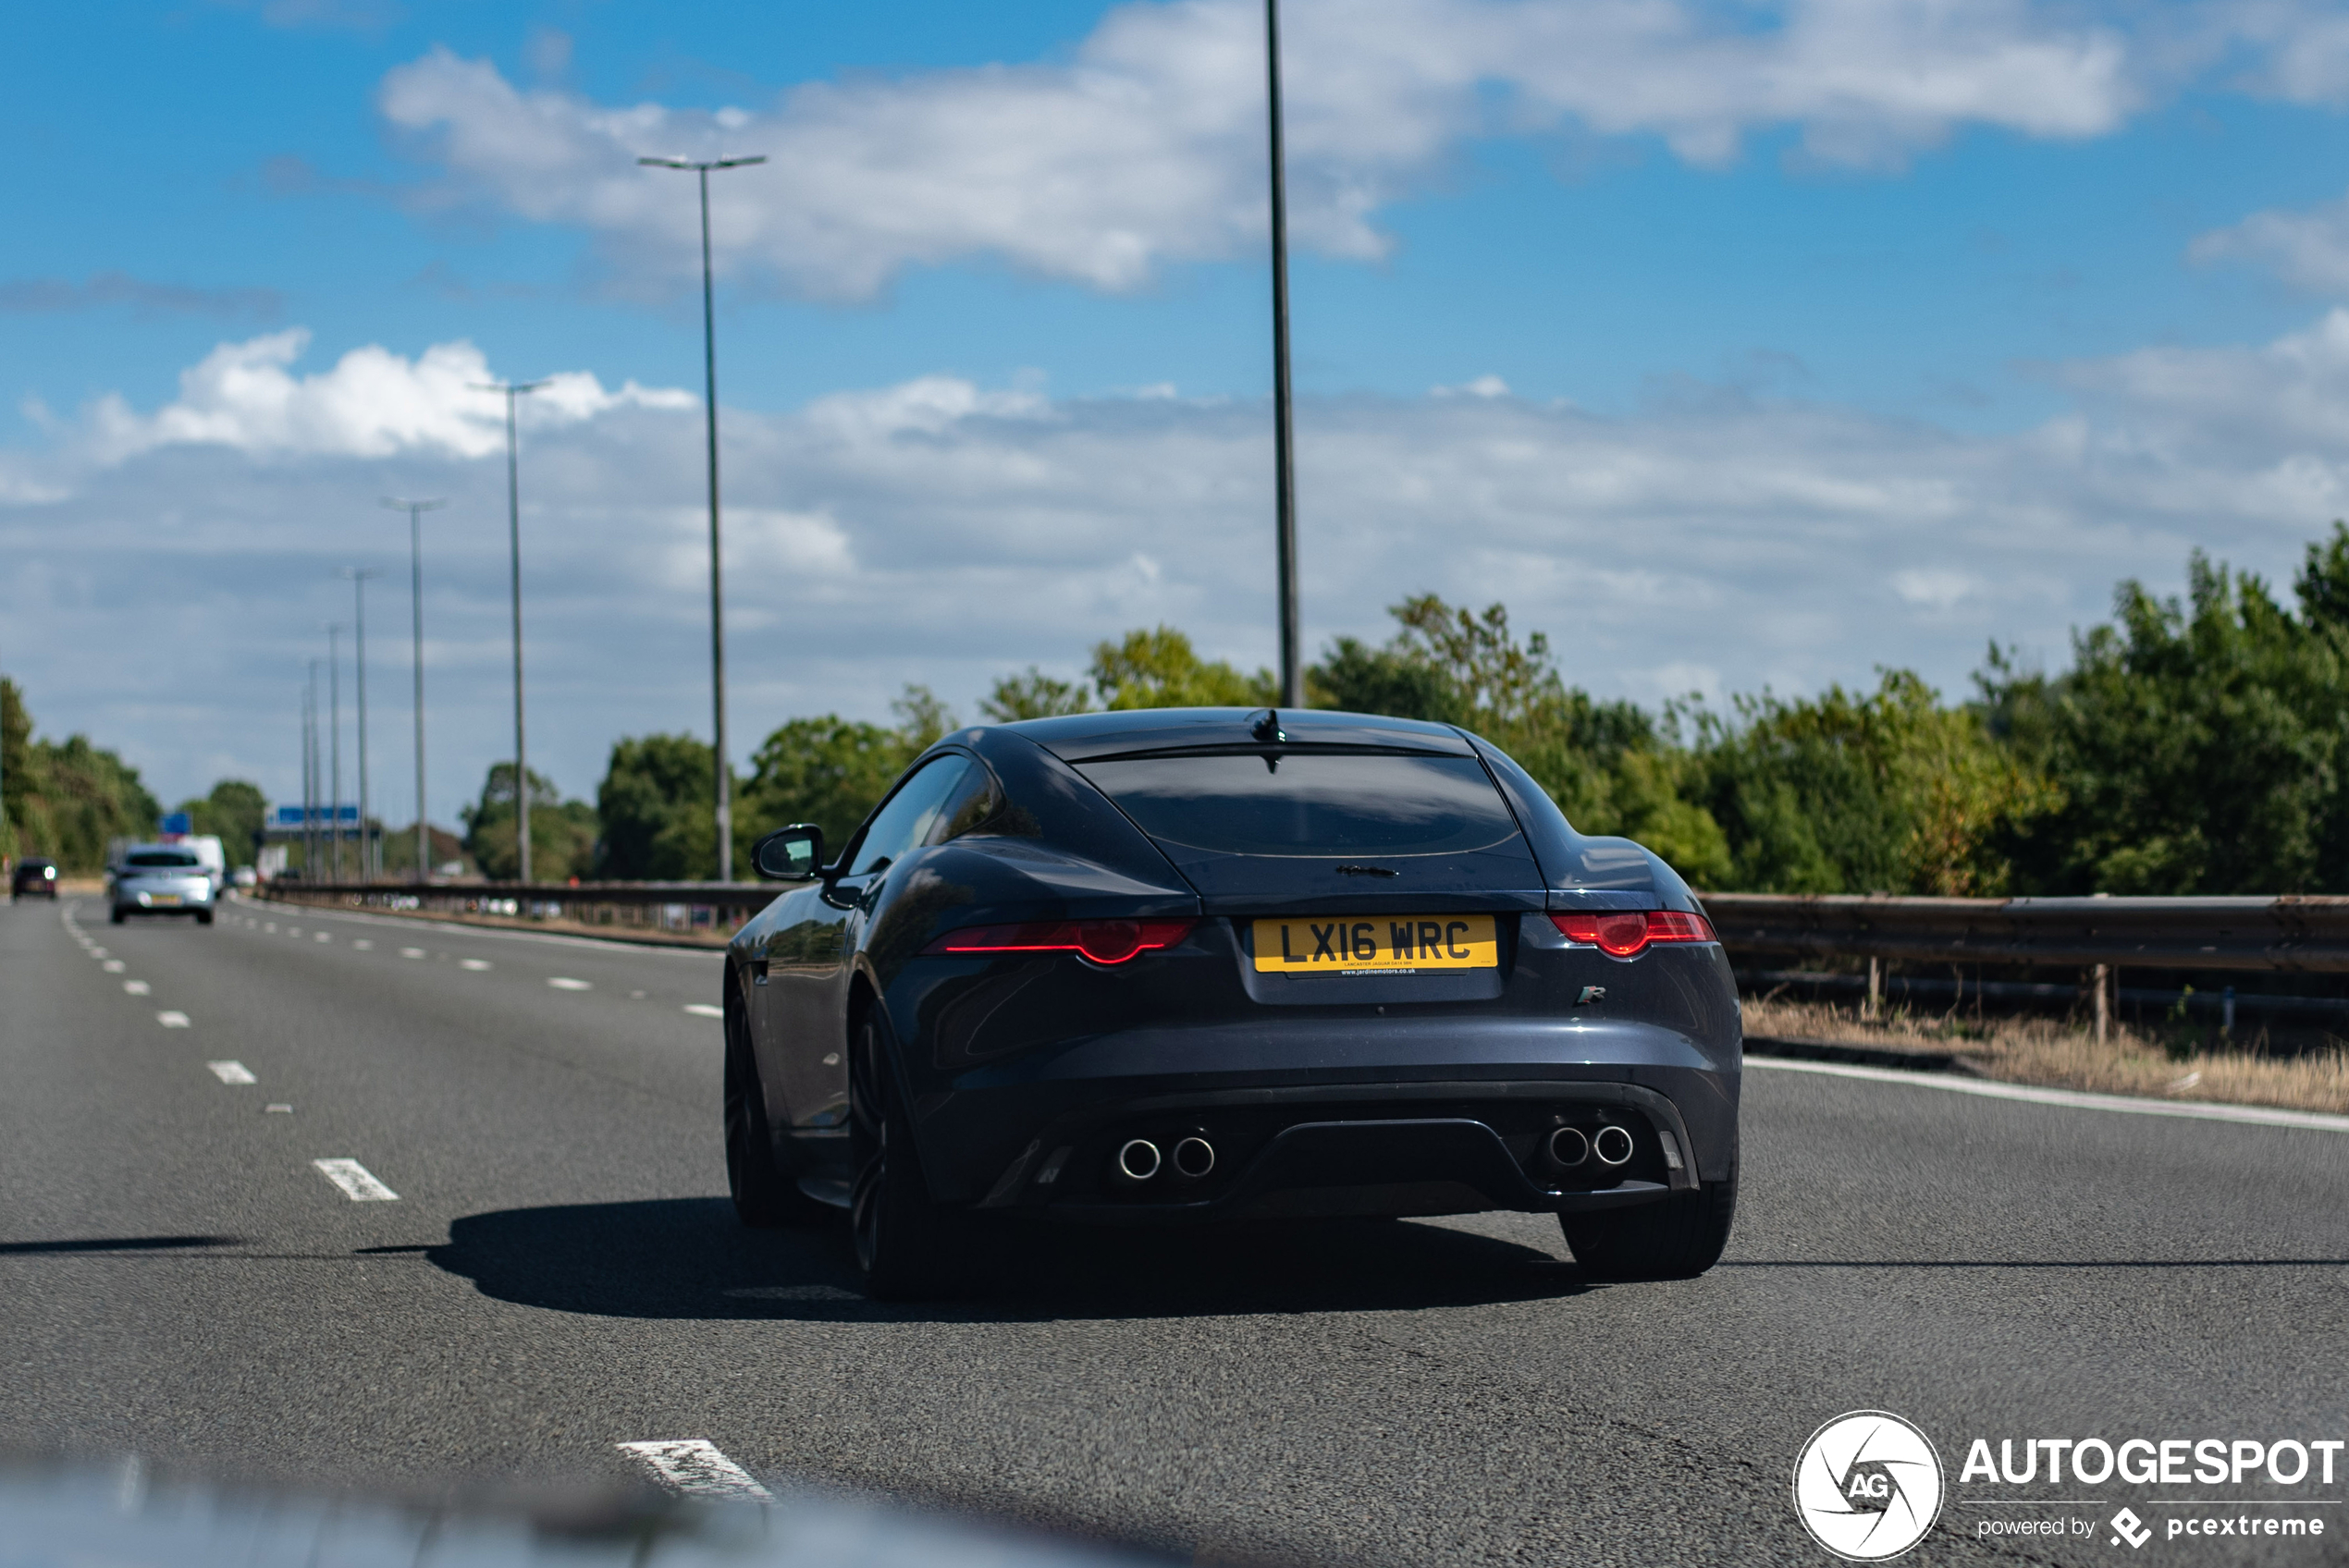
[{"xmin": 424, "ymin": 1198, "xmax": 1588, "ymax": 1323}]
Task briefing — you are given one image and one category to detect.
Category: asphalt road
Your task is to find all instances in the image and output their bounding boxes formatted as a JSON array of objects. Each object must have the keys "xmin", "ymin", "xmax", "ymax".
[{"xmin": 6, "ymin": 892, "xmax": 2348, "ymax": 1566}]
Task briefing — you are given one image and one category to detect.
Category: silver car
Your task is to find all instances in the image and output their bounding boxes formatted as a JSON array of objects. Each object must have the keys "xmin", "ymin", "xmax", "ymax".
[{"xmin": 109, "ymin": 845, "xmax": 217, "ymax": 925}]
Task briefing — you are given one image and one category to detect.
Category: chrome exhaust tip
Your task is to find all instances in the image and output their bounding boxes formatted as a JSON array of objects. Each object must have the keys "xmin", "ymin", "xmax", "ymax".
[
  {"xmin": 1172, "ymin": 1135, "xmax": 1216, "ymax": 1179},
  {"xmin": 1546, "ymin": 1126, "xmax": 1591, "ymax": 1168},
  {"xmin": 1113, "ymin": 1138, "xmax": 1162, "ymax": 1184},
  {"xmin": 1593, "ymin": 1124, "xmax": 1635, "ymax": 1167}
]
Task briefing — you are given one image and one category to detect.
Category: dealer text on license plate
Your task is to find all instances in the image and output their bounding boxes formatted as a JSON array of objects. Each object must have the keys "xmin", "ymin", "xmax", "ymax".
[{"xmin": 1251, "ymin": 914, "xmax": 1498, "ymax": 974}]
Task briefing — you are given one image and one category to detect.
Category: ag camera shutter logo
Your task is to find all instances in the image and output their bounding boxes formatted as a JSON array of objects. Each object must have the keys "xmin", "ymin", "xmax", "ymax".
[{"xmin": 1793, "ymin": 1411, "xmax": 1946, "ymax": 1561}]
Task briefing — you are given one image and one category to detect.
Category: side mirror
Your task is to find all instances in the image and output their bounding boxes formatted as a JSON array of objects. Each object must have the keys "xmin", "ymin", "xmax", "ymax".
[{"xmin": 751, "ymin": 824, "xmax": 824, "ymax": 881}]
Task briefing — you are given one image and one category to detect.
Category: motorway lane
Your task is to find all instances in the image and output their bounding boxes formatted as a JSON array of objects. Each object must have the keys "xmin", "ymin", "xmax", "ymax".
[{"xmin": 6, "ymin": 893, "xmax": 2349, "ymax": 1565}]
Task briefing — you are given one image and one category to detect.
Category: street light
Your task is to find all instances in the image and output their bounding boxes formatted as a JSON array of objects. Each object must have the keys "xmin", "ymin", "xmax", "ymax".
[
  {"xmin": 383, "ymin": 497, "xmax": 447, "ymax": 884},
  {"xmin": 1264, "ymin": 0, "xmax": 1301, "ymax": 707},
  {"xmin": 303, "ymin": 662, "xmax": 320, "ymax": 878},
  {"xmin": 342, "ymin": 568, "xmax": 379, "ymax": 879},
  {"xmin": 326, "ymin": 622, "xmax": 346, "ymax": 884},
  {"xmin": 638, "ymin": 151, "xmax": 768, "ymax": 882},
  {"xmin": 471, "ymin": 377, "xmax": 550, "ymax": 884}
]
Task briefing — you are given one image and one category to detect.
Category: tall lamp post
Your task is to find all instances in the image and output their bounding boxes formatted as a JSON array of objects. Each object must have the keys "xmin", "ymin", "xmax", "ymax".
[
  {"xmin": 1264, "ymin": 0, "xmax": 1301, "ymax": 707},
  {"xmin": 383, "ymin": 497, "xmax": 447, "ymax": 883},
  {"xmin": 342, "ymin": 568, "xmax": 379, "ymax": 879},
  {"xmin": 303, "ymin": 663, "xmax": 320, "ymax": 877},
  {"xmin": 326, "ymin": 623, "xmax": 346, "ymax": 884},
  {"xmin": 471, "ymin": 378, "xmax": 550, "ymax": 883},
  {"xmin": 638, "ymin": 151, "xmax": 767, "ymax": 883}
]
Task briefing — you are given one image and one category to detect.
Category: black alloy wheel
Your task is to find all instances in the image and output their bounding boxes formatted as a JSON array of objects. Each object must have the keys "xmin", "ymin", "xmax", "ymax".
[
  {"xmin": 1558, "ymin": 1177, "xmax": 1737, "ymax": 1282},
  {"xmin": 723, "ymin": 986, "xmax": 821, "ymax": 1228},
  {"xmin": 847, "ymin": 1013, "xmax": 964, "ymax": 1300}
]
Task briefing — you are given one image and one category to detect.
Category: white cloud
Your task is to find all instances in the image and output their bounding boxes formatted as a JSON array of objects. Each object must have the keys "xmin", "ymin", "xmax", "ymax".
[
  {"xmin": 2193, "ymin": 190, "xmax": 2349, "ymax": 297},
  {"xmin": 45, "ymin": 328, "xmax": 693, "ymax": 468},
  {"xmin": 376, "ymin": 0, "xmax": 2138, "ymax": 301},
  {"xmin": 15, "ymin": 309, "xmax": 2349, "ymax": 808}
]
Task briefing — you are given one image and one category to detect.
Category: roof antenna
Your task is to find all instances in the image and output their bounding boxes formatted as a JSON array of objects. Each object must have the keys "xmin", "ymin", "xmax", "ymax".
[{"xmin": 1251, "ymin": 709, "xmax": 1285, "ymax": 743}]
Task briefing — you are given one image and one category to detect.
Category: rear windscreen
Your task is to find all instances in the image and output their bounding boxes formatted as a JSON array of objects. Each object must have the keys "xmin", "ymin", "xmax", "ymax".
[
  {"xmin": 127, "ymin": 851, "xmax": 199, "ymax": 868},
  {"xmin": 1077, "ymin": 753, "xmax": 1523, "ymax": 857}
]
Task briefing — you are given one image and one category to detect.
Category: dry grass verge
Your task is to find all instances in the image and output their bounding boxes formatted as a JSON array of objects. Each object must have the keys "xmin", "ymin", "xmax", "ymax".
[{"xmin": 1743, "ymin": 996, "xmax": 2349, "ymax": 1115}]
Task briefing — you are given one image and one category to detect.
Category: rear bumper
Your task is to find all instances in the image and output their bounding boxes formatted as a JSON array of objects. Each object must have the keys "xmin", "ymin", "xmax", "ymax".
[{"xmin": 911, "ymin": 1018, "xmax": 1739, "ymax": 1221}]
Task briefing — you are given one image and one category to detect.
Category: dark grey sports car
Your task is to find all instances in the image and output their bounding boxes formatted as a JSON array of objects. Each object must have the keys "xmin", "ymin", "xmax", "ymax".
[{"xmin": 725, "ymin": 706, "xmax": 1740, "ymax": 1297}]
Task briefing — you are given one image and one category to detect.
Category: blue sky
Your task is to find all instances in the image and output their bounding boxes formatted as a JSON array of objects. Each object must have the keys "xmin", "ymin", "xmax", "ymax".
[{"xmin": 7, "ymin": 0, "xmax": 2349, "ymax": 818}]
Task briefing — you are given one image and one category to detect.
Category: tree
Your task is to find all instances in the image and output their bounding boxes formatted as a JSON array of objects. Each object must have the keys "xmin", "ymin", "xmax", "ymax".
[
  {"xmin": 738, "ymin": 686, "xmax": 963, "ymax": 854},
  {"xmin": 0, "ymin": 679, "xmax": 162, "ymax": 872},
  {"xmin": 461, "ymin": 764, "xmax": 598, "ymax": 882},
  {"xmin": 980, "ymin": 667, "xmax": 1092, "ymax": 721},
  {"xmin": 178, "ymin": 780, "xmax": 267, "ymax": 867},
  {"xmin": 1982, "ymin": 533, "xmax": 2349, "ymax": 894},
  {"xmin": 1089, "ymin": 627, "xmax": 1274, "ymax": 710},
  {"xmin": 596, "ymin": 734, "xmax": 719, "ymax": 880}
]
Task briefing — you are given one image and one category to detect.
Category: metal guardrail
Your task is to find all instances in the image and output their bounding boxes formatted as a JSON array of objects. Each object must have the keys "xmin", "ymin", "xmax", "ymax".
[
  {"xmin": 256, "ymin": 878, "xmax": 772, "ymax": 943},
  {"xmin": 252, "ymin": 884, "xmax": 2349, "ymax": 973},
  {"xmin": 1704, "ymin": 893, "xmax": 2349, "ymax": 974}
]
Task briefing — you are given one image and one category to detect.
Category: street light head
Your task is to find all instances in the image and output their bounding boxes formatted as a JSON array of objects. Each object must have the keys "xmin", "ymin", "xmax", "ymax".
[
  {"xmin": 638, "ymin": 155, "xmax": 693, "ymax": 168},
  {"xmin": 713, "ymin": 155, "xmax": 768, "ymax": 168},
  {"xmin": 381, "ymin": 496, "xmax": 449, "ymax": 512}
]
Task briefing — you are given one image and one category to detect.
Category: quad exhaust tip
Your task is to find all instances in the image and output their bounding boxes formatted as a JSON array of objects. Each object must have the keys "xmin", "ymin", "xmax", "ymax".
[
  {"xmin": 1113, "ymin": 1138, "xmax": 1162, "ymax": 1184},
  {"xmin": 1546, "ymin": 1126, "xmax": 1591, "ymax": 1168},
  {"xmin": 1593, "ymin": 1124, "xmax": 1636, "ymax": 1167},
  {"xmin": 1173, "ymin": 1135, "xmax": 1216, "ymax": 1179}
]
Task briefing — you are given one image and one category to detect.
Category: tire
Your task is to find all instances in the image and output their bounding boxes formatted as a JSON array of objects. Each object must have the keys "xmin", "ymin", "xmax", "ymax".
[
  {"xmin": 848, "ymin": 1012, "xmax": 967, "ymax": 1300},
  {"xmin": 1559, "ymin": 1179, "xmax": 1736, "ymax": 1282},
  {"xmin": 723, "ymin": 986, "xmax": 823, "ymax": 1229},
  {"xmin": 196, "ymin": 910, "xmax": 214, "ymax": 926},
  {"xmin": 109, "ymin": 907, "xmax": 126, "ymax": 925}
]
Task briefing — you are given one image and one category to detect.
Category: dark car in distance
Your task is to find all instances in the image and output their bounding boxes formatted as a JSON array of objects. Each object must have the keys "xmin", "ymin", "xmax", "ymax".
[
  {"xmin": 725, "ymin": 707, "xmax": 1740, "ymax": 1297},
  {"xmin": 11, "ymin": 856, "xmax": 59, "ymax": 900}
]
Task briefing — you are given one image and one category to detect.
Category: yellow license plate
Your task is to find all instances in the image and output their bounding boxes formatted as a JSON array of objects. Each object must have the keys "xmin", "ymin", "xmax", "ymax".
[
  {"xmin": 1252, "ymin": 914, "xmax": 1498, "ymax": 974},
  {"xmin": 152, "ymin": 894, "xmax": 182, "ymax": 906}
]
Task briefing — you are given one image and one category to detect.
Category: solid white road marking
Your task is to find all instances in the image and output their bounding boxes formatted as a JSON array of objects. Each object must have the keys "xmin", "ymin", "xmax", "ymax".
[
  {"xmin": 400, "ymin": 947, "xmax": 426, "ymax": 959},
  {"xmin": 615, "ymin": 1440, "xmax": 772, "ymax": 1502},
  {"xmin": 460, "ymin": 958, "xmax": 492, "ymax": 971},
  {"xmin": 547, "ymin": 976, "xmax": 592, "ymax": 990},
  {"xmin": 156, "ymin": 1011, "xmax": 191, "ymax": 1029},
  {"xmin": 206, "ymin": 1061, "xmax": 257, "ymax": 1084},
  {"xmin": 351, "ymin": 938, "xmax": 373, "ymax": 950},
  {"xmin": 1748, "ymin": 1055, "xmax": 2349, "ymax": 1133},
  {"xmin": 102, "ymin": 959, "xmax": 125, "ymax": 973},
  {"xmin": 683, "ymin": 1003, "xmax": 723, "ymax": 1018},
  {"xmin": 312, "ymin": 1158, "xmax": 399, "ymax": 1201},
  {"xmin": 122, "ymin": 980, "xmax": 150, "ymax": 996}
]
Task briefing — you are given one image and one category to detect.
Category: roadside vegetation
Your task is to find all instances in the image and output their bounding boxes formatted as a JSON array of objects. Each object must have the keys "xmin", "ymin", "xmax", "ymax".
[{"xmin": 1743, "ymin": 996, "xmax": 2349, "ymax": 1115}]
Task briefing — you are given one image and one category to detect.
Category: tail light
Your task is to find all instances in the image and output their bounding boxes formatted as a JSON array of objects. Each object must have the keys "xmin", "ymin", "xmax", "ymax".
[
  {"xmin": 924, "ymin": 918, "xmax": 1196, "ymax": 966},
  {"xmin": 1550, "ymin": 909, "xmax": 1715, "ymax": 958}
]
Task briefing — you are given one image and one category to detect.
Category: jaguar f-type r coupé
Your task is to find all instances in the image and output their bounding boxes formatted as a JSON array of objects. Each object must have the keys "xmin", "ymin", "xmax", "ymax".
[{"xmin": 724, "ymin": 706, "xmax": 1740, "ymax": 1297}]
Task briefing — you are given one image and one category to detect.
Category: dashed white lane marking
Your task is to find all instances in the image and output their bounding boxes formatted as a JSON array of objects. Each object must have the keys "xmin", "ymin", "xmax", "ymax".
[
  {"xmin": 351, "ymin": 938, "xmax": 373, "ymax": 950},
  {"xmin": 547, "ymin": 976, "xmax": 592, "ymax": 991},
  {"xmin": 90, "ymin": 948, "xmax": 110, "ymax": 960},
  {"xmin": 400, "ymin": 947, "xmax": 426, "ymax": 959},
  {"xmin": 102, "ymin": 960, "xmax": 125, "ymax": 974},
  {"xmin": 460, "ymin": 959, "xmax": 492, "ymax": 971},
  {"xmin": 206, "ymin": 1061, "xmax": 257, "ymax": 1084},
  {"xmin": 156, "ymin": 1011, "xmax": 191, "ymax": 1029},
  {"xmin": 312, "ymin": 1158, "xmax": 399, "ymax": 1201},
  {"xmin": 286, "ymin": 927, "xmax": 302, "ymax": 937},
  {"xmin": 122, "ymin": 980, "xmax": 150, "ymax": 996},
  {"xmin": 1748, "ymin": 1055, "xmax": 2349, "ymax": 1133},
  {"xmin": 616, "ymin": 1440, "xmax": 772, "ymax": 1502},
  {"xmin": 263, "ymin": 923, "xmax": 277, "ymax": 933},
  {"xmin": 266, "ymin": 1104, "xmax": 293, "ymax": 1114},
  {"xmin": 314, "ymin": 931, "xmax": 331, "ymax": 943},
  {"xmin": 683, "ymin": 1003, "xmax": 724, "ymax": 1018}
]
